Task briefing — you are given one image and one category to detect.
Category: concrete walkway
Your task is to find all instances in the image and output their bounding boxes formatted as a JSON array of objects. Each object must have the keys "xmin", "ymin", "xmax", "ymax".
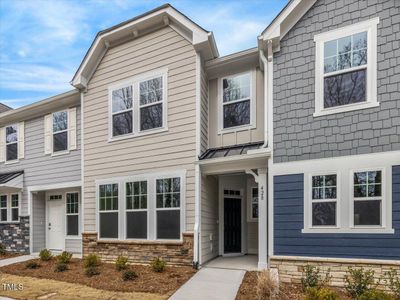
[
  {"xmin": 169, "ymin": 267, "xmax": 245, "ymax": 300},
  {"xmin": 0, "ymin": 254, "xmax": 37, "ymax": 267}
]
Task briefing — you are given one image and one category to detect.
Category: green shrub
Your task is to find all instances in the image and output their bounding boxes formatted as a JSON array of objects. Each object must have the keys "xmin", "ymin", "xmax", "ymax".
[
  {"xmin": 122, "ymin": 269, "xmax": 137, "ymax": 281},
  {"xmin": 0, "ymin": 243, "xmax": 6, "ymax": 255},
  {"xmin": 39, "ymin": 249, "xmax": 52, "ymax": 261},
  {"xmin": 84, "ymin": 253, "xmax": 101, "ymax": 268},
  {"xmin": 115, "ymin": 256, "xmax": 128, "ymax": 271},
  {"xmin": 357, "ymin": 289, "xmax": 394, "ymax": 300},
  {"xmin": 301, "ymin": 265, "xmax": 331, "ymax": 291},
  {"xmin": 384, "ymin": 269, "xmax": 400, "ymax": 299},
  {"xmin": 304, "ymin": 287, "xmax": 340, "ymax": 300},
  {"xmin": 57, "ymin": 251, "xmax": 73, "ymax": 264},
  {"xmin": 150, "ymin": 257, "xmax": 166, "ymax": 273},
  {"xmin": 54, "ymin": 262, "xmax": 68, "ymax": 272},
  {"xmin": 344, "ymin": 267, "xmax": 377, "ymax": 298},
  {"xmin": 85, "ymin": 266, "xmax": 100, "ymax": 277},
  {"xmin": 25, "ymin": 261, "xmax": 40, "ymax": 269}
]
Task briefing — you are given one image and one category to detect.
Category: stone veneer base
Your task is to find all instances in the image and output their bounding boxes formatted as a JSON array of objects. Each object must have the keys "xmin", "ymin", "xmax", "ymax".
[
  {"xmin": 82, "ymin": 232, "xmax": 194, "ymax": 266},
  {"xmin": 0, "ymin": 216, "xmax": 30, "ymax": 254},
  {"xmin": 270, "ymin": 256, "xmax": 400, "ymax": 287}
]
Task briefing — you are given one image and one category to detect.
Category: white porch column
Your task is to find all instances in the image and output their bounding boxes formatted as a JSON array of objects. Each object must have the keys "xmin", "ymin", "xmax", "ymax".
[{"xmin": 258, "ymin": 168, "xmax": 268, "ymax": 269}]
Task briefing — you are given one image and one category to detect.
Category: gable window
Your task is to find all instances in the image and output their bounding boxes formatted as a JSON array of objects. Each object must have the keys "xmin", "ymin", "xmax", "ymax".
[
  {"xmin": 109, "ymin": 70, "xmax": 167, "ymax": 140},
  {"xmin": 66, "ymin": 192, "xmax": 79, "ymax": 236},
  {"xmin": 5, "ymin": 125, "xmax": 18, "ymax": 161},
  {"xmin": 353, "ymin": 170, "xmax": 382, "ymax": 226},
  {"xmin": 156, "ymin": 177, "xmax": 181, "ymax": 239},
  {"xmin": 112, "ymin": 86, "xmax": 133, "ymax": 137},
  {"xmin": 0, "ymin": 195, "xmax": 7, "ymax": 222},
  {"xmin": 126, "ymin": 181, "xmax": 147, "ymax": 239},
  {"xmin": 53, "ymin": 111, "xmax": 68, "ymax": 152},
  {"xmin": 311, "ymin": 174, "xmax": 337, "ymax": 227},
  {"xmin": 99, "ymin": 184, "xmax": 119, "ymax": 239},
  {"xmin": 221, "ymin": 72, "xmax": 252, "ymax": 130},
  {"xmin": 314, "ymin": 18, "xmax": 379, "ymax": 116}
]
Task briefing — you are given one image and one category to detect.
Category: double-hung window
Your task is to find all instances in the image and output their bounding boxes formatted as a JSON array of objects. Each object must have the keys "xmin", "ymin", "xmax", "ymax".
[
  {"xmin": 53, "ymin": 111, "xmax": 68, "ymax": 152},
  {"xmin": 99, "ymin": 184, "xmax": 119, "ymax": 239},
  {"xmin": 11, "ymin": 194, "xmax": 19, "ymax": 222},
  {"xmin": 156, "ymin": 177, "xmax": 181, "ymax": 239},
  {"xmin": 109, "ymin": 70, "xmax": 167, "ymax": 139},
  {"xmin": 126, "ymin": 181, "xmax": 147, "ymax": 239},
  {"xmin": 221, "ymin": 72, "xmax": 252, "ymax": 130},
  {"xmin": 0, "ymin": 195, "xmax": 7, "ymax": 222},
  {"xmin": 5, "ymin": 125, "xmax": 18, "ymax": 161},
  {"xmin": 311, "ymin": 174, "xmax": 337, "ymax": 227},
  {"xmin": 353, "ymin": 170, "xmax": 382, "ymax": 226},
  {"xmin": 249, "ymin": 187, "xmax": 258, "ymax": 221},
  {"xmin": 314, "ymin": 18, "xmax": 379, "ymax": 116},
  {"xmin": 66, "ymin": 192, "xmax": 79, "ymax": 236},
  {"xmin": 0, "ymin": 194, "xmax": 19, "ymax": 223}
]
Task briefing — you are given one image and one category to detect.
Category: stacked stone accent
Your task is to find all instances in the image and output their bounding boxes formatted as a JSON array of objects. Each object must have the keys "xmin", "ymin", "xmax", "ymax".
[
  {"xmin": 271, "ymin": 256, "xmax": 400, "ymax": 287},
  {"xmin": 0, "ymin": 216, "xmax": 30, "ymax": 253},
  {"xmin": 82, "ymin": 232, "xmax": 194, "ymax": 266}
]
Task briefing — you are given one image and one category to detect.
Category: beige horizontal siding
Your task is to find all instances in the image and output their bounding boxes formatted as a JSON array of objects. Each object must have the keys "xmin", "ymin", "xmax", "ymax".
[{"xmin": 83, "ymin": 26, "xmax": 197, "ymax": 233}]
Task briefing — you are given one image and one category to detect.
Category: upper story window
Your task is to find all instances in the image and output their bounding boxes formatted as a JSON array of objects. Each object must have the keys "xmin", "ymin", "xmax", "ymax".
[
  {"xmin": 5, "ymin": 125, "xmax": 18, "ymax": 161},
  {"xmin": 109, "ymin": 70, "xmax": 167, "ymax": 140},
  {"xmin": 53, "ymin": 111, "xmax": 68, "ymax": 152},
  {"xmin": 220, "ymin": 72, "xmax": 254, "ymax": 130},
  {"xmin": 314, "ymin": 18, "xmax": 379, "ymax": 117}
]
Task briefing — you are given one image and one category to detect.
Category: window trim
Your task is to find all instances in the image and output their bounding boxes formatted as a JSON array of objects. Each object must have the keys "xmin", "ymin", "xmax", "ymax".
[
  {"xmin": 0, "ymin": 193, "xmax": 21, "ymax": 224},
  {"xmin": 52, "ymin": 110, "xmax": 69, "ymax": 155},
  {"xmin": 313, "ymin": 17, "xmax": 379, "ymax": 117},
  {"xmin": 65, "ymin": 191, "xmax": 80, "ymax": 238},
  {"xmin": 5, "ymin": 124, "xmax": 19, "ymax": 163},
  {"xmin": 96, "ymin": 170, "xmax": 186, "ymax": 242},
  {"xmin": 218, "ymin": 70, "xmax": 256, "ymax": 133},
  {"xmin": 108, "ymin": 69, "xmax": 168, "ymax": 142},
  {"xmin": 350, "ymin": 168, "xmax": 386, "ymax": 229}
]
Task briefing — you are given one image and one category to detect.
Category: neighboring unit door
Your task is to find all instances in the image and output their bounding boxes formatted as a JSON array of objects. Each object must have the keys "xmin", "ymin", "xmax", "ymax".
[
  {"xmin": 47, "ymin": 199, "xmax": 64, "ymax": 250},
  {"xmin": 224, "ymin": 197, "xmax": 241, "ymax": 253}
]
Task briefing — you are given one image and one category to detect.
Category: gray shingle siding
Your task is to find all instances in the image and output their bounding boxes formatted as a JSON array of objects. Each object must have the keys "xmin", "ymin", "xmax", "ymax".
[{"xmin": 273, "ymin": 0, "xmax": 400, "ymax": 163}]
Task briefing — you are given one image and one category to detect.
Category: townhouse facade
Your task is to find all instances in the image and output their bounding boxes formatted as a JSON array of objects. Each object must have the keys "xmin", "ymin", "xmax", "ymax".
[{"xmin": 1, "ymin": 0, "xmax": 399, "ymax": 282}]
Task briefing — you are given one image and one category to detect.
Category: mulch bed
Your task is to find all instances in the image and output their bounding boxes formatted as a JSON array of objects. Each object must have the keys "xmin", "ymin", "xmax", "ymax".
[
  {"xmin": 0, "ymin": 258, "xmax": 196, "ymax": 295},
  {"xmin": 236, "ymin": 271, "xmax": 352, "ymax": 300},
  {"xmin": 0, "ymin": 252, "xmax": 24, "ymax": 260}
]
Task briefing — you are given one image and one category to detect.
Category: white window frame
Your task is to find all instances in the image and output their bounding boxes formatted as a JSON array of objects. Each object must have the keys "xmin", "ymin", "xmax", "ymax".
[
  {"xmin": 96, "ymin": 170, "xmax": 186, "ymax": 242},
  {"xmin": 350, "ymin": 168, "xmax": 386, "ymax": 229},
  {"xmin": 108, "ymin": 69, "xmax": 168, "ymax": 142},
  {"xmin": 0, "ymin": 193, "xmax": 21, "ymax": 224},
  {"xmin": 218, "ymin": 70, "xmax": 256, "ymax": 133},
  {"xmin": 65, "ymin": 191, "xmax": 80, "ymax": 238},
  {"xmin": 308, "ymin": 173, "xmax": 340, "ymax": 229},
  {"xmin": 52, "ymin": 110, "xmax": 69, "ymax": 155},
  {"xmin": 5, "ymin": 124, "xmax": 18, "ymax": 163},
  {"xmin": 247, "ymin": 186, "xmax": 259, "ymax": 222},
  {"xmin": 125, "ymin": 180, "xmax": 149, "ymax": 240},
  {"xmin": 313, "ymin": 17, "xmax": 379, "ymax": 117}
]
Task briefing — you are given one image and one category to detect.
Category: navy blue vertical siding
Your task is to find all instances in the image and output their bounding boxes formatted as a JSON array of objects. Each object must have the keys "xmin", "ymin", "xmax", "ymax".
[{"xmin": 273, "ymin": 166, "xmax": 400, "ymax": 260}]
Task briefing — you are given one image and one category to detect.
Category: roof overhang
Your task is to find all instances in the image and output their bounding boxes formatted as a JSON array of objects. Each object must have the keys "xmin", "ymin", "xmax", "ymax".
[
  {"xmin": 71, "ymin": 4, "xmax": 219, "ymax": 90},
  {"xmin": 0, "ymin": 171, "xmax": 24, "ymax": 191},
  {"xmin": 205, "ymin": 47, "xmax": 259, "ymax": 79},
  {"xmin": 258, "ymin": 0, "xmax": 317, "ymax": 53},
  {"xmin": 0, "ymin": 90, "xmax": 79, "ymax": 126}
]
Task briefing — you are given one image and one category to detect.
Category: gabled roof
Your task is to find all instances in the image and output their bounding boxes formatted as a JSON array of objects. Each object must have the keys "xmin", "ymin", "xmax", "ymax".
[
  {"xmin": 258, "ymin": 0, "xmax": 317, "ymax": 52},
  {"xmin": 0, "ymin": 103, "xmax": 13, "ymax": 113},
  {"xmin": 71, "ymin": 4, "xmax": 218, "ymax": 90}
]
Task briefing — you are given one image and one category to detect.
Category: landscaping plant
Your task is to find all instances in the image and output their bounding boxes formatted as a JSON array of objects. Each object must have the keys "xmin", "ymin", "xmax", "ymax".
[
  {"xmin": 25, "ymin": 261, "xmax": 40, "ymax": 269},
  {"xmin": 84, "ymin": 253, "xmax": 101, "ymax": 268},
  {"xmin": 384, "ymin": 269, "xmax": 400, "ymax": 300},
  {"xmin": 256, "ymin": 270, "xmax": 279, "ymax": 300},
  {"xmin": 301, "ymin": 265, "xmax": 332, "ymax": 291},
  {"xmin": 39, "ymin": 249, "xmax": 52, "ymax": 261},
  {"xmin": 304, "ymin": 287, "xmax": 340, "ymax": 300},
  {"xmin": 0, "ymin": 243, "xmax": 6, "ymax": 255},
  {"xmin": 151, "ymin": 257, "xmax": 166, "ymax": 272},
  {"xmin": 57, "ymin": 251, "xmax": 73, "ymax": 264},
  {"xmin": 54, "ymin": 262, "xmax": 68, "ymax": 272},
  {"xmin": 357, "ymin": 289, "xmax": 394, "ymax": 300},
  {"xmin": 344, "ymin": 267, "xmax": 377, "ymax": 298},
  {"xmin": 115, "ymin": 255, "xmax": 128, "ymax": 271},
  {"xmin": 122, "ymin": 269, "xmax": 138, "ymax": 281},
  {"xmin": 85, "ymin": 266, "xmax": 100, "ymax": 277}
]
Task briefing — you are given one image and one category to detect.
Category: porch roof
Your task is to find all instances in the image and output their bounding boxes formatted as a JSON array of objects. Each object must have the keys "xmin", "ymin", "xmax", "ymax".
[
  {"xmin": 199, "ymin": 142, "xmax": 264, "ymax": 160},
  {"xmin": 0, "ymin": 171, "xmax": 24, "ymax": 190}
]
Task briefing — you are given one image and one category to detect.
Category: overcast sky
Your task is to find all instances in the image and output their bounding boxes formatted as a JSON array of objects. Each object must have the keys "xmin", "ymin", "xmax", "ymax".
[{"xmin": 0, "ymin": 0, "xmax": 287, "ymax": 108}]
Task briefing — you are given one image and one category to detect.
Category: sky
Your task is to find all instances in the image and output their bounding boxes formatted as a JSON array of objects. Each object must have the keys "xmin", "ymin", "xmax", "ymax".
[{"xmin": 0, "ymin": 0, "xmax": 287, "ymax": 108}]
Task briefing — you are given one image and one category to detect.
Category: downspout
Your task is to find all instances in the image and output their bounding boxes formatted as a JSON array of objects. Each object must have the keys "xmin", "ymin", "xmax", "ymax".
[{"xmin": 259, "ymin": 40, "xmax": 271, "ymax": 149}]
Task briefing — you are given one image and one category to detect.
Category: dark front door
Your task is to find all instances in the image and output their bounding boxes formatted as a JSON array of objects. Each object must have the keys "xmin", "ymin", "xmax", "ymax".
[{"xmin": 224, "ymin": 197, "xmax": 241, "ymax": 253}]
